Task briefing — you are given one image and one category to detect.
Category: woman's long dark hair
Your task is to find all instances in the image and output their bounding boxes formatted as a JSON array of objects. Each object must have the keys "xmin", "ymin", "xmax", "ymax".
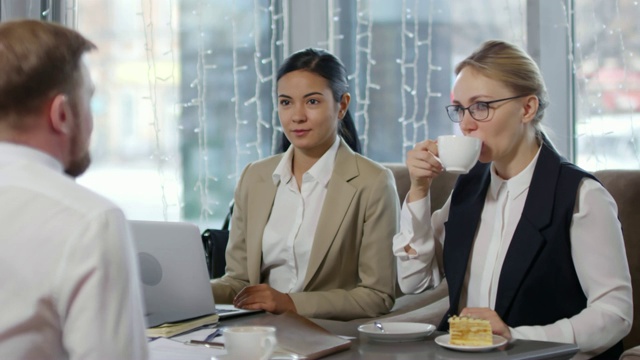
[{"xmin": 275, "ymin": 48, "xmax": 362, "ymax": 154}]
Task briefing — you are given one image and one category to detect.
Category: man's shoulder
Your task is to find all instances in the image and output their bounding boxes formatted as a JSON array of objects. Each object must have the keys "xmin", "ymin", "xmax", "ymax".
[
  {"xmin": 62, "ymin": 180, "xmax": 120, "ymax": 213},
  {"xmin": 2, "ymin": 162, "xmax": 120, "ymax": 216}
]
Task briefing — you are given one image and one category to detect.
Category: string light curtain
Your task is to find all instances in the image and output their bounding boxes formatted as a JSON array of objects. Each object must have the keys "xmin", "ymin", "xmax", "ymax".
[{"xmin": 63, "ymin": 0, "xmax": 640, "ymax": 227}]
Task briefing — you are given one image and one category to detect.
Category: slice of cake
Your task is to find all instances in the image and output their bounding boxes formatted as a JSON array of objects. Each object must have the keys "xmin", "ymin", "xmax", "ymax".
[{"xmin": 448, "ymin": 315, "xmax": 493, "ymax": 346}]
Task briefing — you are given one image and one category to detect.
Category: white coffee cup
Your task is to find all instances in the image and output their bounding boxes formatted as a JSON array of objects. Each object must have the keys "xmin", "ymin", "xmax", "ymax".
[
  {"xmin": 223, "ymin": 326, "xmax": 277, "ymax": 360},
  {"xmin": 437, "ymin": 135, "xmax": 481, "ymax": 174}
]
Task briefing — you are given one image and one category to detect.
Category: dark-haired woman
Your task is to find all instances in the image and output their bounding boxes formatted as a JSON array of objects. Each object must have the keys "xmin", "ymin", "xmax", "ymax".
[{"xmin": 211, "ymin": 48, "xmax": 399, "ymax": 320}]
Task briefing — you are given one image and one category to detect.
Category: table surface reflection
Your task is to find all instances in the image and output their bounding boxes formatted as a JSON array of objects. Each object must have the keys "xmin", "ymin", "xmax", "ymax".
[{"xmin": 218, "ymin": 313, "xmax": 579, "ymax": 360}]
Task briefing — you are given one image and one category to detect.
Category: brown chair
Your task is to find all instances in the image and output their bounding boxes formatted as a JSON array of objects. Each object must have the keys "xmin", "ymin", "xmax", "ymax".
[
  {"xmin": 354, "ymin": 164, "xmax": 456, "ymax": 325},
  {"xmin": 594, "ymin": 170, "xmax": 640, "ymax": 350},
  {"xmin": 621, "ymin": 345, "xmax": 640, "ymax": 360},
  {"xmin": 382, "ymin": 162, "xmax": 458, "ymax": 214}
]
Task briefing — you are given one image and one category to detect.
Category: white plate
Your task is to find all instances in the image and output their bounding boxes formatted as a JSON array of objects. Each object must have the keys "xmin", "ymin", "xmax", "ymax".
[
  {"xmin": 357, "ymin": 322, "xmax": 436, "ymax": 342},
  {"xmin": 435, "ymin": 334, "xmax": 508, "ymax": 352}
]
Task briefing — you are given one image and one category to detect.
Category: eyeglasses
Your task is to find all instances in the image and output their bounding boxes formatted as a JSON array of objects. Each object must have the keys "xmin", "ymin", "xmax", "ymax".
[{"xmin": 445, "ymin": 94, "xmax": 529, "ymax": 123}]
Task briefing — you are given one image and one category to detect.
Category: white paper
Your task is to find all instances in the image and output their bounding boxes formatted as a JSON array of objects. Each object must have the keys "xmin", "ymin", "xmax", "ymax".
[{"xmin": 149, "ymin": 337, "xmax": 225, "ymax": 360}]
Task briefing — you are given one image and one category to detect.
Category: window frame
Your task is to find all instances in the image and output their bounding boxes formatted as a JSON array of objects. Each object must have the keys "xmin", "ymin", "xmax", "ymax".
[{"xmin": 527, "ymin": 0, "xmax": 574, "ymax": 159}]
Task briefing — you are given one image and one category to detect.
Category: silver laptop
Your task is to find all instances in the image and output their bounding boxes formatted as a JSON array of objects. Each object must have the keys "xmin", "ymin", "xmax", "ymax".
[{"xmin": 128, "ymin": 220, "xmax": 258, "ymax": 328}]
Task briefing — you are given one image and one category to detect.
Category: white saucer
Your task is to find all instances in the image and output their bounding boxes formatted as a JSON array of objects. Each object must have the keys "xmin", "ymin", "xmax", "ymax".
[
  {"xmin": 435, "ymin": 334, "xmax": 508, "ymax": 352},
  {"xmin": 357, "ymin": 322, "xmax": 436, "ymax": 342}
]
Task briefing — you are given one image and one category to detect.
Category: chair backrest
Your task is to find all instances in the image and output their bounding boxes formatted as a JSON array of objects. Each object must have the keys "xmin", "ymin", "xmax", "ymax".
[
  {"xmin": 382, "ymin": 163, "xmax": 457, "ymax": 213},
  {"xmin": 383, "ymin": 163, "xmax": 457, "ymax": 298},
  {"xmin": 594, "ymin": 170, "xmax": 640, "ymax": 350}
]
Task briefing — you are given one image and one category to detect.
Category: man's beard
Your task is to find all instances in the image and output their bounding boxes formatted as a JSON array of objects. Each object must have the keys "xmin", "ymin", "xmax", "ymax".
[
  {"xmin": 65, "ymin": 150, "xmax": 91, "ymax": 178},
  {"xmin": 64, "ymin": 122, "xmax": 91, "ymax": 178}
]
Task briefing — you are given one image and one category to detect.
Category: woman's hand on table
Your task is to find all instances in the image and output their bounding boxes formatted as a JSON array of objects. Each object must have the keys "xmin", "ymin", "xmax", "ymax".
[{"xmin": 233, "ymin": 284, "xmax": 297, "ymax": 314}]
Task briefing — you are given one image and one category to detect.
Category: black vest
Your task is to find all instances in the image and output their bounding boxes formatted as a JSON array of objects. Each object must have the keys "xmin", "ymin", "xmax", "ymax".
[{"xmin": 437, "ymin": 143, "xmax": 622, "ymax": 359}]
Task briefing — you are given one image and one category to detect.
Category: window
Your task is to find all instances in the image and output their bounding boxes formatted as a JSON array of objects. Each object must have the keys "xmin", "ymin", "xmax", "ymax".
[
  {"xmin": 573, "ymin": 0, "xmax": 640, "ymax": 170},
  {"xmin": 334, "ymin": 0, "xmax": 526, "ymax": 161},
  {"xmin": 70, "ymin": 0, "xmax": 525, "ymax": 227},
  {"xmin": 1, "ymin": 0, "xmax": 636, "ymax": 227}
]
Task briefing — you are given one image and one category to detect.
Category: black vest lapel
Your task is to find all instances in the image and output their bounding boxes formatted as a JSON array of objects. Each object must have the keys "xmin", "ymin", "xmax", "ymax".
[{"xmin": 494, "ymin": 144, "xmax": 560, "ymax": 317}]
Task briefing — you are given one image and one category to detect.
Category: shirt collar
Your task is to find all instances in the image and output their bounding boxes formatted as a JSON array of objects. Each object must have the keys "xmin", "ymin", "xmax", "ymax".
[
  {"xmin": 272, "ymin": 144, "xmax": 295, "ymax": 185},
  {"xmin": 489, "ymin": 144, "xmax": 542, "ymax": 200},
  {"xmin": 0, "ymin": 142, "xmax": 64, "ymax": 173},
  {"xmin": 272, "ymin": 136, "xmax": 340, "ymax": 187}
]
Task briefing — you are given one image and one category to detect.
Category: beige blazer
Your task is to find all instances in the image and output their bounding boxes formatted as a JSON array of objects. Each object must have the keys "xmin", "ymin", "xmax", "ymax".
[{"xmin": 211, "ymin": 140, "xmax": 399, "ymax": 320}]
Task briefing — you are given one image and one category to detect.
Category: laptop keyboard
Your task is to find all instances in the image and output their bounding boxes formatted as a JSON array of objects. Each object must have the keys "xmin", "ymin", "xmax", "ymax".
[{"xmin": 216, "ymin": 308, "xmax": 235, "ymax": 314}]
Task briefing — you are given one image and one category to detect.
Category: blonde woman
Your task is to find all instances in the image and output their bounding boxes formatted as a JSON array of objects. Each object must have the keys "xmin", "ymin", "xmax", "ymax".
[{"xmin": 394, "ymin": 40, "xmax": 632, "ymax": 358}]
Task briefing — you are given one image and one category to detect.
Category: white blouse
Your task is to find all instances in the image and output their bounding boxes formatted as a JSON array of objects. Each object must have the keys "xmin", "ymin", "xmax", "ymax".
[
  {"xmin": 261, "ymin": 137, "xmax": 340, "ymax": 293},
  {"xmin": 393, "ymin": 148, "xmax": 633, "ymax": 359}
]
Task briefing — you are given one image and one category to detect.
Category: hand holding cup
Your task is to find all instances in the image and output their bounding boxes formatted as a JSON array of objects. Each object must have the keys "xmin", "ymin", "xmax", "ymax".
[{"xmin": 406, "ymin": 139, "xmax": 443, "ymax": 202}]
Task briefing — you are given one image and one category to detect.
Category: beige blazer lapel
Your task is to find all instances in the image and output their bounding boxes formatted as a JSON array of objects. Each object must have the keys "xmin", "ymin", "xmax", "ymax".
[
  {"xmin": 302, "ymin": 140, "xmax": 359, "ymax": 288},
  {"xmin": 245, "ymin": 160, "xmax": 279, "ymax": 284}
]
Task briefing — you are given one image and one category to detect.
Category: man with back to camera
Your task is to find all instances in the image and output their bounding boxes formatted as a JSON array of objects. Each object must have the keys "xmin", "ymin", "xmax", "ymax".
[{"xmin": 0, "ymin": 20, "xmax": 148, "ymax": 359}]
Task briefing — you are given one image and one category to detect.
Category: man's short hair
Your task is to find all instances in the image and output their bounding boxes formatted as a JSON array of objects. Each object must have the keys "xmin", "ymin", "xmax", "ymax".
[{"xmin": 0, "ymin": 20, "xmax": 96, "ymax": 127}]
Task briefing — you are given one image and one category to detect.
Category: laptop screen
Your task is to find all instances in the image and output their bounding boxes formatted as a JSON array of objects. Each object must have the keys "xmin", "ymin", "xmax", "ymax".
[{"xmin": 129, "ymin": 220, "xmax": 217, "ymax": 327}]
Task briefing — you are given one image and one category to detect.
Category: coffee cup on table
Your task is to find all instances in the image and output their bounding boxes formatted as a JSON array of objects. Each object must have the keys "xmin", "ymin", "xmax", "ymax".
[
  {"xmin": 437, "ymin": 135, "xmax": 481, "ymax": 174},
  {"xmin": 222, "ymin": 326, "xmax": 277, "ymax": 360}
]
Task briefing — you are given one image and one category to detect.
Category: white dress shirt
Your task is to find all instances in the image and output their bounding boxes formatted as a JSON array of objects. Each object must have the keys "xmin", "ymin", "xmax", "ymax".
[
  {"xmin": 261, "ymin": 137, "xmax": 340, "ymax": 293},
  {"xmin": 393, "ymin": 146, "xmax": 633, "ymax": 358},
  {"xmin": 0, "ymin": 143, "xmax": 148, "ymax": 360}
]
